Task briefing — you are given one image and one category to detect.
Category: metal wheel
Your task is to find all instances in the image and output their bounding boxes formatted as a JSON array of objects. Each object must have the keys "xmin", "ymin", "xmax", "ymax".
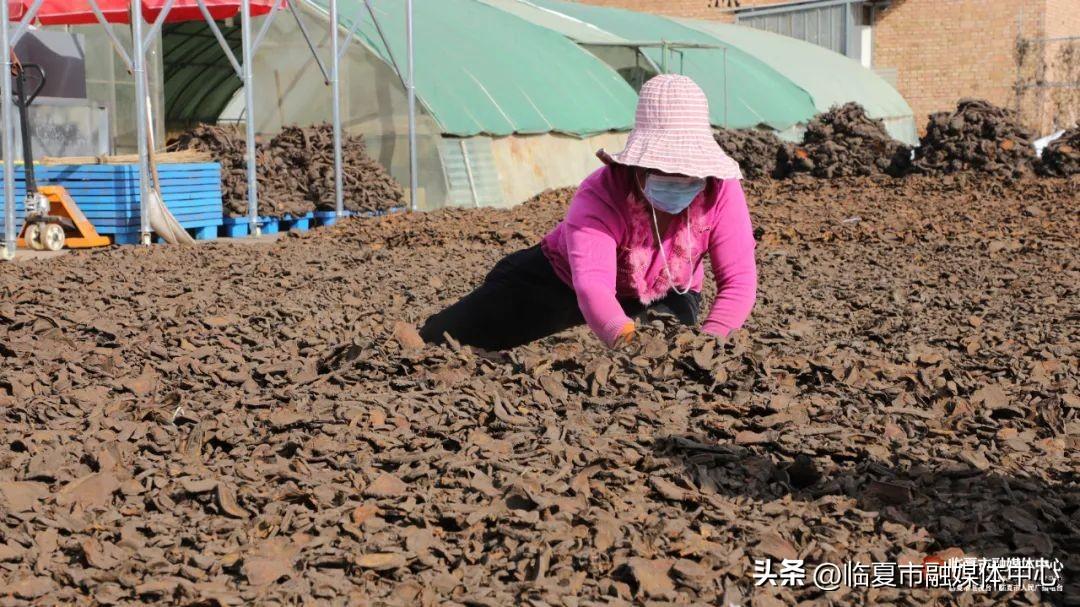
[
  {"xmin": 24, "ymin": 222, "xmax": 44, "ymax": 250},
  {"xmin": 42, "ymin": 223, "xmax": 65, "ymax": 251}
]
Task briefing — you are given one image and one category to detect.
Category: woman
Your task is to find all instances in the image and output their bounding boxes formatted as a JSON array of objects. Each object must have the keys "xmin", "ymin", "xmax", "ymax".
[{"xmin": 421, "ymin": 75, "xmax": 757, "ymax": 350}]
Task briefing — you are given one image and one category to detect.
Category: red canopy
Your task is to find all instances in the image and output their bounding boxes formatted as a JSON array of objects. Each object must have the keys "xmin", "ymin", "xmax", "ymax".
[{"xmin": 7, "ymin": 0, "xmax": 279, "ymax": 25}]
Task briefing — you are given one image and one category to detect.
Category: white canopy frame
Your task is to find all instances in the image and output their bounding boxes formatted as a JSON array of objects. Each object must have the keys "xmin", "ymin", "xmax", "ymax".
[
  {"xmin": 2, "ymin": 0, "xmax": 418, "ymax": 259},
  {"xmin": 1, "ymin": 0, "xmax": 42, "ymax": 259}
]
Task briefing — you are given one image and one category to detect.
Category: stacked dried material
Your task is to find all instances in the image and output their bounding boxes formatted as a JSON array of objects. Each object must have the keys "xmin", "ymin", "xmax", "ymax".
[
  {"xmin": 290, "ymin": 125, "xmax": 405, "ymax": 214},
  {"xmin": 170, "ymin": 123, "xmax": 404, "ymax": 218},
  {"xmin": 913, "ymin": 99, "xmax": 1036, "ymax": 178},
  {"xmin": 259, "ymin": 126, "xmax": 322, "ymax": 217},
  {"xmin": 0, "ymin": 176, "xmax": 1076, "ymax": 604},
  {"xmin": 1037, "ymin": 125, "xmax": 1080, "ymax": 176},
  {"xmin": 778, "ymin": 103, "xmax": 911, "ymax": 178},
  {"xmin": 713, "ymin": 129, "xmax": 785, "ymax": 179},
  {"xmin": 167, "ymin": 124, "xmax": 265, "ymax": 216}
]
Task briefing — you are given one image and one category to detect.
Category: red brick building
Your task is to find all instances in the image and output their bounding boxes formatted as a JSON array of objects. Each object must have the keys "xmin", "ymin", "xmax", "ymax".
[{"xmin": 570, "ymin": 0, "xmax": 1080, "ymax": 135}]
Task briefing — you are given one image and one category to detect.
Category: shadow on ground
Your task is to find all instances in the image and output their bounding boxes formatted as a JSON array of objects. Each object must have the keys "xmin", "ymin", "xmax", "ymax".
[{"xmin": 653, "ymin": 434, "xmax": 1078, "ymax": 603}]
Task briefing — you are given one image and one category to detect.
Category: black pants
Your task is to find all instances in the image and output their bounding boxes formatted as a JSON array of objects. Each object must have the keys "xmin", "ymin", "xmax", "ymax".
[{"xmin": 420, "ymin": 245, "xmax": 702, "ymax": 351}]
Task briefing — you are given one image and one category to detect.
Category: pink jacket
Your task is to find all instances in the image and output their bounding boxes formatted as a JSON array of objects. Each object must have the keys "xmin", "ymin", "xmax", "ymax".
[{"xmin": 541, "ymin": 164, "xmax": 757, "ymax": 346}]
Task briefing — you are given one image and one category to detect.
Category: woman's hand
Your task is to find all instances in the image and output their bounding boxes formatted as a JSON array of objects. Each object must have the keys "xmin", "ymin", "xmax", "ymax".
[{"xmin": 611, "ymin": 321, "xmax": 636, "ymax": 348}]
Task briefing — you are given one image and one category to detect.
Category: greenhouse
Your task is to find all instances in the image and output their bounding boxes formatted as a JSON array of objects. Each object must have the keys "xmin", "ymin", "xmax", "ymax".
[
  {"xmin": 505, "ymin": 0, "xmax": 819, "ymax": 132},
  {"xmin": 152, "ymin": 0, "xmax": 915, "ymax": 209},
  {"xmin": 675, "ymin": 17, "xmax": 917, "ymax": 144},
  {"xmin": 151, "ymin": 0, "xmax": 916, "ymax": 209},
  {"xmin": 161, "ymin": 0, "xmax": 636, "ymax": 209},
  {"xmin": 4, "ymin": 0, "xmax": 917, "ymax": 216},
  {"xmin": 491, "ymin": 0, "xmax": 915, "ymax": 143}
]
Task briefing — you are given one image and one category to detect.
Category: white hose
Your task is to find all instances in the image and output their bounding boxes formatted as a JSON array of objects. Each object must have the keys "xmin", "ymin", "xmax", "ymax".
[{"xmin": 143, "ymin": 89, "xmax": 194, "ymax": 245}]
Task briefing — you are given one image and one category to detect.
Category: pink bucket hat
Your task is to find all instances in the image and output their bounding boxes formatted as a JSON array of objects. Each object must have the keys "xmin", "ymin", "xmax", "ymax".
[{"xmin": 599, "ymin": 74, "xmax": 742, "ymax": 180}]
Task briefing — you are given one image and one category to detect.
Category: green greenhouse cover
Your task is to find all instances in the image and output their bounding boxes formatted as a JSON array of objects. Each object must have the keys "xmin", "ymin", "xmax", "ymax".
[
  {"xmin": 309, "ymin": 0, "xmax": 637, "ymax": 137},
  {"xmin": 676, "ymin": 19, "xmax": 913, "ymax": 123},
  {"xmin": 477, "ymin": 0, "xmax": 626, "ymax": 45},
  {"xmin": 521, "ymin": 0, "xmax": 818, "ymax": 131},
  {"xmin": 163, "ymin": 21, "xmax": 243, "ymax": 124}
]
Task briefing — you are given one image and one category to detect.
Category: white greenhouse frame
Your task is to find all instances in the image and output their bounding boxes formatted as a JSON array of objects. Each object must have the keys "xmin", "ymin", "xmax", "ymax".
[{"xmin": 1, "ymin": 0, "xmax": 417, "ymax": 259}]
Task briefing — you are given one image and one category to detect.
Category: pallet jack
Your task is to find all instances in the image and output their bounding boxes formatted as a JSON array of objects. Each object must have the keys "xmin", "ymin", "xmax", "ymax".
[{"xmin": 9, "ymin": 51, "xmax": 108, "ymax": 251}]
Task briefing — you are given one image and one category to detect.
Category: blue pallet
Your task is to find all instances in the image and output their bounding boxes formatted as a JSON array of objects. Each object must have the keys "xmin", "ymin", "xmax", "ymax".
[
  {"xmin": 59, "ymin": 184, "xmax": 222, "ymax": 196},
  {"xmin": 94, "ymin": 219, "xmax": 222, "ymax": 232},
  {"xmin": 314, "ymin": 211, "xmax": 339, "ymax": 227},
  {"xmin": 44, "ymin": 172, "xmax": 223, "ymax": 182},
  {"xmin": 87, "ymin": 213, "xmax": 224, "ymax": 228},
  {"xmin": 94, "ymin": 217, "xmax": 222, "ymax": 235},
  {"xmin": 76, "ymin": 207, "xmax": 222, "ymax": 218},
  {"xmin": 45, "ymin": 163, "xmax": 221, "ymax": 178},
  {"xmin": 219, "ymin": 221, "xmax": 252, "ymax": 238},
  {"xmin": 279, "ymin": 212, "xmax": 314, "ymax": 232},
  {"xmin": 50, "ymin": 184, "xmax": 221, "ymax": 198},
  {"xmin": 46, "ymin": 172, "xmax": 222, "ymax": 182},
  {"xmin": 74, "ymin": 208, "xmax": 222, "ymax": 222},
  {"xmin": 110, "ymin": 224, "xmax": 219, "ymax": 244},
  {"xmin": 75, "ymin": 200, "xmax": 222, "ymax": 212},
  {"xmin": 3, "ymin": 163, "xmax": 223, "ymax": 241},
  {"xmin": 72, "ymin": 198, "xmax": 222, "ymax": 209},
  {"xmin": 220, "ymin": 216, "xmax": 274, "ymax": 237},
  {"xmin": 313, "ymin": 210, "xmax": 358, "ymax": 227},
  {"xmin": 220, "ymin": 212, "xmax": 317, "ymax": 237},
  {"xmin": 309, "ymin": 208, "xmax": 404, "ymax": 227}
]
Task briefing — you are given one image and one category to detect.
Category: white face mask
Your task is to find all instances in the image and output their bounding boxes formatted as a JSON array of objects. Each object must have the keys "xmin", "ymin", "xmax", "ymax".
[{"xmin": 642, "ymin": 174, "xmax": 706, "ymax": 215}]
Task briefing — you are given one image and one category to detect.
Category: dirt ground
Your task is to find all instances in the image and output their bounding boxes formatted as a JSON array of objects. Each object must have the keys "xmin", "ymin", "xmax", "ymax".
[{"xmin": 0, "ymin": 175, "xmax": 1076, "ymax": 606}]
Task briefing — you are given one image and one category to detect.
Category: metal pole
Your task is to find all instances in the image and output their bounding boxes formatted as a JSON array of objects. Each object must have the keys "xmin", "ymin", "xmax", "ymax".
[
  {"xmin": 363, "ymin": 0, "xmax": 404, "ymax": 88},
  {"xmin": 240, "ymin": 0, "xmax": 260, "ymax": 235},
  {"xmin": 842, "ymin": 2, "xmax": 852, "ymax": 58},
  {"xmin": 90, "ymin": 0, "xmax": 134, "ymax": 71},
  {"xmin": 460, "ymin": 140, "xmax": 479, "ymax": 208},
  {"xmin": 251, "ymin": 0, "xmax": 285, "ymax": 54},
  {"xmin": 1, "ymin": 0, "xmax": 16, "ymax": 260},
  {"xmin": 406, "ymin": 0, "xmax": 418, "ymax": 212},
  {"xmin": 288, "ymin": 0, "xmax": 330, "ymax": 83},
  {"xmin": 142, "ymin": 0, "xmax": 176, "ymax": 54},
  {"xmin": 329, "ymin": 0, "xmax": 343, "ymax": 217},
  {"xmin": 196, "ymin": 0, "xmax": 243, "ymax": 77},
  {"xmin": 8, "ymin": 0, "xmax": 43, "ymax": 45},
  {"xmin": 132, "ymin": 3, "xmax": 152, "ymax": 244}
]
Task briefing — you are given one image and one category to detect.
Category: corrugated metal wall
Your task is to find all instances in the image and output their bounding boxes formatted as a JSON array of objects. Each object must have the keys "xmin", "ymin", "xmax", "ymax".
[{"xmin": 738, "ymin": 4, "xmax": 848, "ymax": 56}]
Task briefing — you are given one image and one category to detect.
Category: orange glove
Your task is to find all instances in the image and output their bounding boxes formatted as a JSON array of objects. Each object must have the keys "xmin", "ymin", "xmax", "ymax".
[{"xmin": 611, "ymin": 321, "xmax": 636, "ymax": 348}]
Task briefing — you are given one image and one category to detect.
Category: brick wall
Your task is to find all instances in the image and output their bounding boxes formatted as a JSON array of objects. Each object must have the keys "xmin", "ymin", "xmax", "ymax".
[
  {"xmin": 872, "ymin": 0, "xmax": 1079, "ymax": 135},
  {"xmin": 1040, "ymin": 0, "xmax": 1080, "ymax": 130},
  {"xmin": 1045, "ymin": 0, "xmax": 1080, "ymax": 36}
]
